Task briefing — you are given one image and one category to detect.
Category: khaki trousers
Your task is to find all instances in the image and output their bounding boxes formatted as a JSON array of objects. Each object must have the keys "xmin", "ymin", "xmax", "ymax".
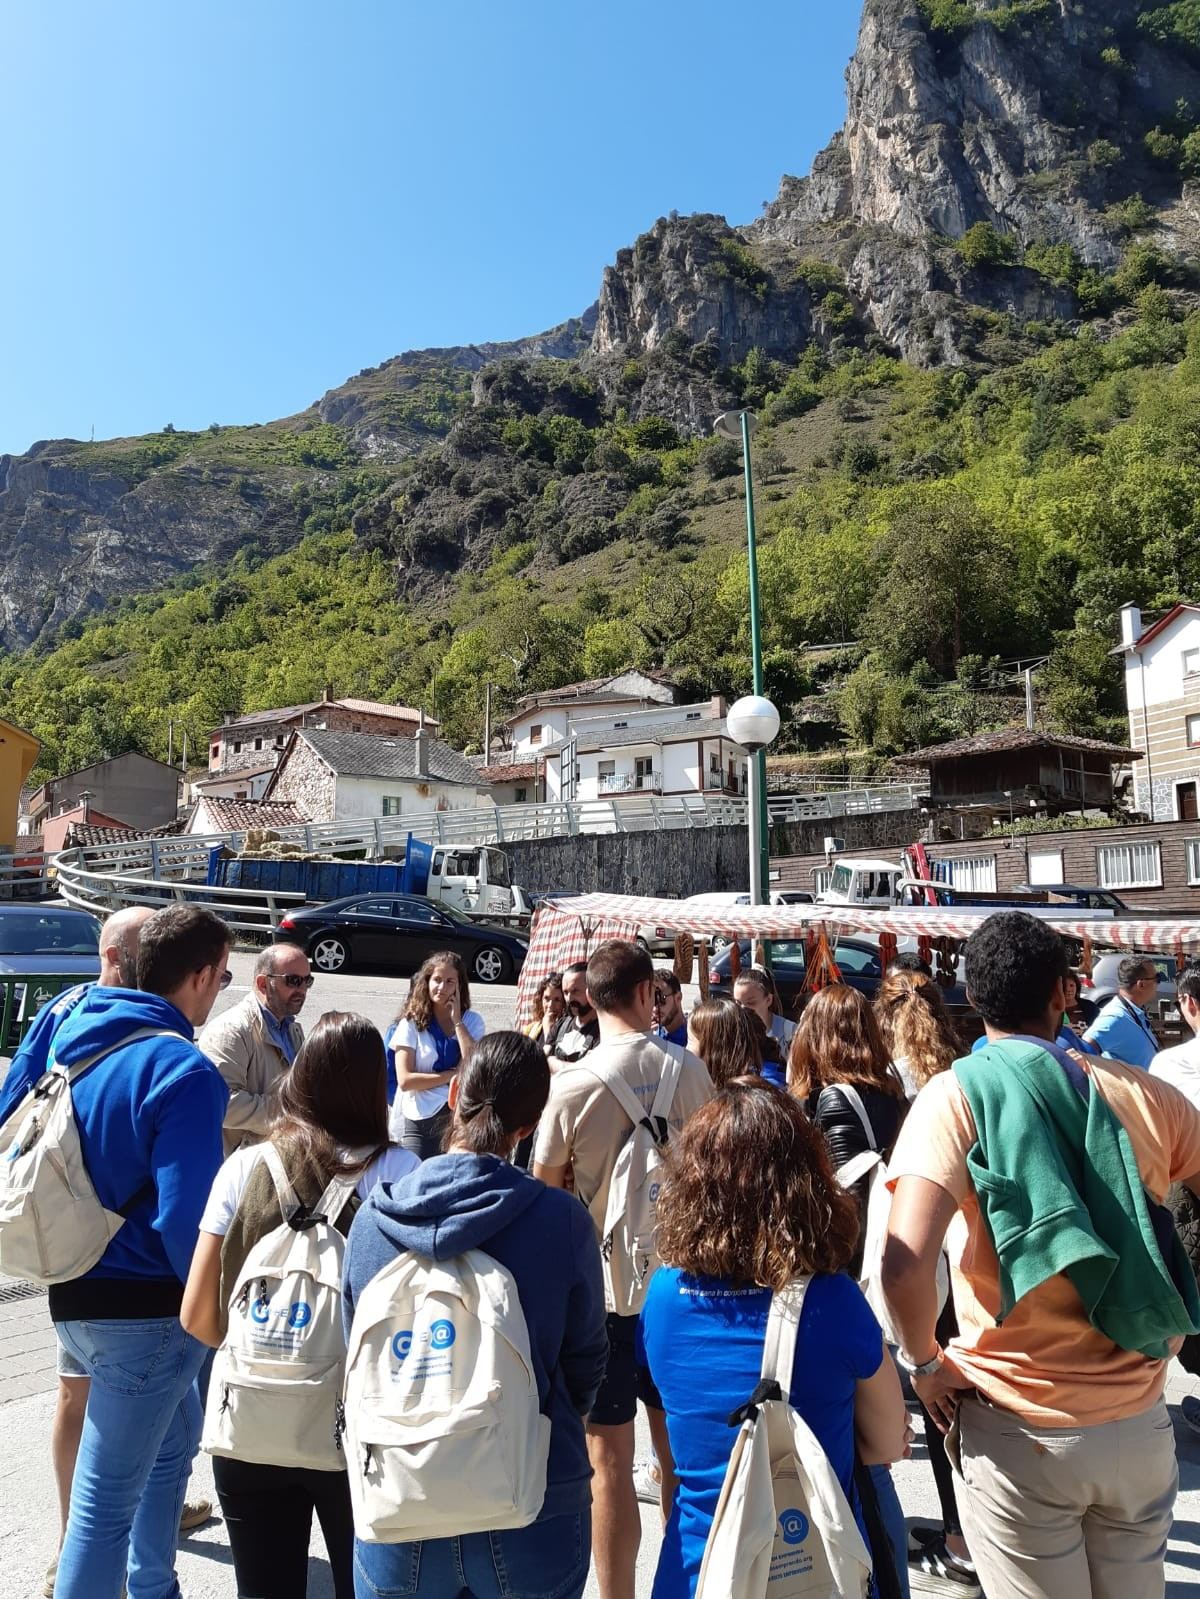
[{"xmin": 951, "ymin": 1394, "xmax": 1178, "ymax": 1599}]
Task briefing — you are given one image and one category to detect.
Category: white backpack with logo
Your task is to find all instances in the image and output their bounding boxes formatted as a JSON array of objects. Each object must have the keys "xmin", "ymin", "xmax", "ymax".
[
  {"xmin": 342, "ymin": 1246, "xmax": 549, "ymax": 1543},
  {"xmin": 202, "ymin": 1143, "xmax": 360, "ymax": 1472},
  {"xmin": 581, "ymin": 1040, "xmax": 683, "ymax": 1316},
  {"xmin": 696, "ymin": 1279, "xmax": 872, "ymax": 1599},
  {"xmin": 832, "ymin": 1083, "xmax": 947, "ymax": 1344},
  {"xmin": 0, "ymin": 1028, "xmax": 180, "ymax": 1286}
]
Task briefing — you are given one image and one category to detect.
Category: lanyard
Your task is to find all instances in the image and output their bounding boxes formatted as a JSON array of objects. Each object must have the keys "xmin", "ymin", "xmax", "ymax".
[{"xmin": 1119, "ymin": 997, "xmax": 1157, "ymax": 1045}]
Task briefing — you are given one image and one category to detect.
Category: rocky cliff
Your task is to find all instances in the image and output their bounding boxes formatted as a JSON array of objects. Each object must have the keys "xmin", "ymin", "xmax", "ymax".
[{"xmin": 6, "ymin": 0, "xmax": 1200, "ymax": 650}]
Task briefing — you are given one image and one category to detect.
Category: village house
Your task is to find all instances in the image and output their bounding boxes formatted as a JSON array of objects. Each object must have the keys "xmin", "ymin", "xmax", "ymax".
[
  {"xmin": 209, "ymin": 693, "xmax": 437, "ymax": 777},
  {"xmin": 186, "ymin": 796, "xmax": 307, "ymax": 836},
  {"xmin": 261, "ymin": 728, "xmax": 488, "ymax": 823},
  {"xmin": 505, "ymin": 671, "xmax": 748, "ymax": 805},
  {"xmin": 24, "ymin": 752, "xmax": 181, "ymax": 839},
  {"xmin": 1116, "ymin": 601, "xmax": 1200, "ymax": 822}
]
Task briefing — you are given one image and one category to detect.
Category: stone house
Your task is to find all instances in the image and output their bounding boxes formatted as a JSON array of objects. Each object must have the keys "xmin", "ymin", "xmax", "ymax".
[
  {"xmin": 261, "ymin": 728, "xmax": 488, "ymax": 822},
  {"xmin": 208, "ymin": 694, "xmax": 438, "ymax": 777}
]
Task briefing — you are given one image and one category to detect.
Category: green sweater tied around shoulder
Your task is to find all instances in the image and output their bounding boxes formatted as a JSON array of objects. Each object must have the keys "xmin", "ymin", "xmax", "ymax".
[{"xmin": 953, "ymin": 1038, "xmax": 1200, "ymax": 1359}]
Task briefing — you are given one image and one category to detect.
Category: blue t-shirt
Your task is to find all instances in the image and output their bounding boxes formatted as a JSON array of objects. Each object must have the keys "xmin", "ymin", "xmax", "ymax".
[
  {"xmin": 1083, "ymin": 995, "xmax": 1158, "ymax": 1070},
  {"xmin": 636, "ymin": 1268, "xmax": 883, "ymax": 1599},
  {"xmin": 971, "ymin": 1024, "xmax": 1097, "ymax": 1056}
]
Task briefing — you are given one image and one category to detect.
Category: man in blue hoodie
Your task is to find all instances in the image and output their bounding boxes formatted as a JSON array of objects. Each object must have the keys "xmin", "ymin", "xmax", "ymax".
[{"xmin": 44, "ymin": 904, "xmax": 232, "ymax": 1599}]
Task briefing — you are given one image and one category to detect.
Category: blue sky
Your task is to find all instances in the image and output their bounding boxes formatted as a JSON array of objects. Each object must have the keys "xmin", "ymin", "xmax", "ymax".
[{"xmin": 0, "ymin": 2, "xmax": 861, "ymax": 456}]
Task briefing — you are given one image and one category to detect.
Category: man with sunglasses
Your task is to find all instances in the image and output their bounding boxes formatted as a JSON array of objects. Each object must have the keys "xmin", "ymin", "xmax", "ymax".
[{"xmin": 199, "ymin": 941, "xmax": 312, "ymax": 1154}]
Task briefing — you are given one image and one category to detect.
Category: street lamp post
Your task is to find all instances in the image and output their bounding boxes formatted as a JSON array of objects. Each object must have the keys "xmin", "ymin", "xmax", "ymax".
[
  {"xmin": 727, "ymin": 696, "xmax": 781, "ymax": 905},
  {"xmin": 714, "ymin": 409, "xmax": 771, "ymax": 900}
]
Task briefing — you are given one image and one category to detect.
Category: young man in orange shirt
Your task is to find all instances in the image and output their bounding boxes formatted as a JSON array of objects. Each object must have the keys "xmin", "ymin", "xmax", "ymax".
[{"xmin": 883, "ymin": 911, "xmax": 1200, "ymax": 1599}]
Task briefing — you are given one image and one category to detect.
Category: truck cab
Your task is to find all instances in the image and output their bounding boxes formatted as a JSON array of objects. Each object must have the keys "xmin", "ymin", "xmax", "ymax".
[
  {"xmin": 426, "ymin": 845, "xmax": 515, "ymax": 920},
  {"xmin": 816, "ymin": 858, "xmax": 905, "ymax": 908}
]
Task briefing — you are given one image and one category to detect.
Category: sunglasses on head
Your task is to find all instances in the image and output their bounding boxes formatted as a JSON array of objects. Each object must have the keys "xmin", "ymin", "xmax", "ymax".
[{"xmin": 272, "ymin": 973, "xmax": 315, "ymax": 990}]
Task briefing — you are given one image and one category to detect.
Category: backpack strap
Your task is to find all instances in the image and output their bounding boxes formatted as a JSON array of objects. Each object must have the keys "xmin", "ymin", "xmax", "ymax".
[
  {"xmin": 825, "ymin": 1082, "xmax": 877, "ymax": 1152},
  {"xmin": 728, "ymin": 1277, "xmax": 811, "ymax": 1425},
  {"xmin": 259, "ymin": 1140, "xmax": 369, "ymax": 1232},
  {"xmin": 579, "ymin": 1040, "xmax": 683, "ymax": 1147},
  {"xmin": 258, "ymin": 1141, "xmax": 302, "ymax": 1218},
  {"xmin": 47, "ymin": 1026, "xmax": 185, "ymax": 1085}
]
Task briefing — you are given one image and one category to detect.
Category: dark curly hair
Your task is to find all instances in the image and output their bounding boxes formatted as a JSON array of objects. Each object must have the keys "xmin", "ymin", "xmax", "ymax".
[
  {"xmin": 655, "ymin": 1080, "xmax": 860, "ymax": 1289},
  {"xmin": 963, "ymin": 911, "xmax": 1067, "ymax": 1031}
]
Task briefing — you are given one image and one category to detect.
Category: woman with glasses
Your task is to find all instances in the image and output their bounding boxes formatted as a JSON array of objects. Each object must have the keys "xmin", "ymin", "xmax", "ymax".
[
  {"xmin": 387, "ymin": 950, "xmax": 487, "ymax": 1160},
  {"xmin": 198, "ymin": 942, "xmax": 317, "ymax": 1157},
  {"xmin": 182, "ymin": 1012, "xmax": 418, "ymax": 1599}
]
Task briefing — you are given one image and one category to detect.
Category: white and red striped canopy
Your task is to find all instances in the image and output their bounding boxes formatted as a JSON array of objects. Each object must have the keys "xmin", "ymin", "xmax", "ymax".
[{"xmin": 513, "ymin": 892, "xmax": 1200, "ymax": 1025}]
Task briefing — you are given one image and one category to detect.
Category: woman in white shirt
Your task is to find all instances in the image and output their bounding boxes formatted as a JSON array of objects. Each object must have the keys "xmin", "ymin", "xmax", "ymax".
[
  {"xmin": 388, "ymin": 950, "xmax": 486, "ymax": 1159},
  {"xmin": 181, "ymin": 1011, "xmax": 418, "ymax": 1599}
]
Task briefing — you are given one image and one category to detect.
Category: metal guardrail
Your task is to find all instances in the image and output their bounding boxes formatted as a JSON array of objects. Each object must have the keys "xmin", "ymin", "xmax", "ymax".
[
  {"xmin": 0, "ymin": 974, "xmax": 79, "ymax": 1055},
  {"xmin": 767, "ymin": 787, "xmax": 922, "ymax": 822},
  {"xmin": 54, "ymin": 856, "xmax": 306, "ymax": 934}
]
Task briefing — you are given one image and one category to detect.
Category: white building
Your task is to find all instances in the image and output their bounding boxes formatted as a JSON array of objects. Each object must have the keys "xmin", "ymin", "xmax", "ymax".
[
  {"xmin": 505, "ymin": 671, "xmax": 747, "ymax": 805},
  {"xmin": 1117, "ymin": 602, "xmax": 1200, "ymax": 821}
]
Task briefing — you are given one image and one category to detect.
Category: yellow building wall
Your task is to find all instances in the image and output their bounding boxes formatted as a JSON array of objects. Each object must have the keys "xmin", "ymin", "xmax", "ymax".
[{"xmin": 0, "ymin": 721, "xmax": 41, "ymax": 850}]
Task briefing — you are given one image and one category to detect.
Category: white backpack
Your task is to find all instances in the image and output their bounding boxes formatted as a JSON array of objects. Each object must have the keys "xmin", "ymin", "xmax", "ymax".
[
  {"xmin": 202, "ymin": 1143, "xmax": 360, "ymax": 1472},
  {"xmin": 832, "ymin": 1085, "xmax": 947, "ymax": 1344},
  {"xmin": 0, "ymin": 1028, "xmax": 180, "ymax": 1286},
  {"xmin": 696, "ymin": 1279, "xmax": 872, "ymax": 1599},
  {"xmin": 581, "ymin": 1040, "xmax": 683, "ymax": 1316},
  {"xmin": 342, "ymin": 1247, "xmax": 550, "ymax": 1543}
]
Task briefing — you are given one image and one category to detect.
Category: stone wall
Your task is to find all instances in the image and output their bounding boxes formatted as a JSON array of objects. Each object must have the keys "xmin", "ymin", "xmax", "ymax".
[
  {"xmin": 265, "ymin": 741, "xmax": 336, "ymax": 822},
  {"xmin": 503, "ymin": 807, "xmax": 921, "ymax": 897}
]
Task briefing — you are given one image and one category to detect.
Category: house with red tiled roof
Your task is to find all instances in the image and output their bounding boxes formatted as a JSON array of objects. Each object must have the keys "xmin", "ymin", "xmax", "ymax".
[
  {"xmin": 186, "ymin": 796, "xmax": 307, "ymax": 836},
  {"xmin": 208, "ymin": 691, "xmax": 438, "ymax": 777}
]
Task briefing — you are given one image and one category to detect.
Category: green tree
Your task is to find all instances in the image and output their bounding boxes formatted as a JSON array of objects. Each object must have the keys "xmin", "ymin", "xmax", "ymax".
[{"xmin": 955, "ymin": 222, "xmax": 1019, "ymax": 269}]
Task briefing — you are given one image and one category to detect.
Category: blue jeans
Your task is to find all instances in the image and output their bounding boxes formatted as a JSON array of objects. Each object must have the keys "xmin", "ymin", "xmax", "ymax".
[
  {"xmin": 55, "ymin": 1317, "xmax": 208, "ymax": 1599},
  {"xmin": 353, "ymin": 1509, "xmax": 590, "ymax": 1599},
  {"xmin": 870, "ymin": 1462, "xmax": 911, "ymax": 1599}
]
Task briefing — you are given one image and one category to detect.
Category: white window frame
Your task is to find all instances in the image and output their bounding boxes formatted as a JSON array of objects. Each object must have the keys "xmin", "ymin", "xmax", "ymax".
[
  {"xmin": 1096, "ymin": 840, "xmax": 1162, "ymax": 890},
  {"xmin": 1188, "ymin": 714, "xmax": 1200, "ymax": 749},
  {"xmin": 1187, "ymin": 840, "xmax": 1200, "ymax": 886},
  {"xmin": 1027, "ymin": 849, "xmax": 1065, "ymax": 887},
  {"xmin": 1184, "ymin": 647, "xmax": 1200, "ymax": 677},
  {"xmin": 381, "ymin": 796, "xmax": 403, "ymax": 817},
  {"xmin": 941, "ymin": 855, "xmax": 997, "ymax": 893}
]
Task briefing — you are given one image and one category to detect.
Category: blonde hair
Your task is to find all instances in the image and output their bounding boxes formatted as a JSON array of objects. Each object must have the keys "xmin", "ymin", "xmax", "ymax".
[{"xmin": 874, "ymin": 968, "xmax": 961, "ymax": 1090}]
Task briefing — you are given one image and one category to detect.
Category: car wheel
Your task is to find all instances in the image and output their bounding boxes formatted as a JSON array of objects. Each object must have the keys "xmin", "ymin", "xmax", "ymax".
[
  {"xmin": 635, "ymin": 936, "xmax": 651, "ymax": 954},
  {"xmin": 710, "ymin": 933, "xmax": 733, "ymax": 954},
  {"xmin": 473, "ymin": 945, "xmax": 510, "ymax": 984},
  {"xmin": 310, "ymin": 935, "xmax": 349, "ymax": 973}
]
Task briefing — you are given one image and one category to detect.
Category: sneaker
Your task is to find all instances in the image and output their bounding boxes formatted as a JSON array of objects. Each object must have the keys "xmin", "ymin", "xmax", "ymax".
[
  {"xmin": 632, "ymin": 1458, "xmax": 662, "ymax": 1505},
  {"xmin": 1182, "ymin": 1394, "xmax": 1200, "ymax": 1436},
  {"xmin": 909, "ymin": 1534, "xmax": 982, "ymax": 1596},
  {"xmin": 179, "ymin": 1496, "xmax": 214, "ymax": 1533}
]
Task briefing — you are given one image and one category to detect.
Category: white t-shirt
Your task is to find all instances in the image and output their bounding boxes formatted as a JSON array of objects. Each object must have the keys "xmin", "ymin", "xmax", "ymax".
[
  {"xmin": 199, "ymin": 1142, "xmax": 419, "ymax": 1238},
  {"xmin": 1151, "ymin": 1034, "xmax": 1200, "ymax": 1110},
  {"xmin": 389, "ymin": 1010, "xmax": 487, "ymax": 1127}
]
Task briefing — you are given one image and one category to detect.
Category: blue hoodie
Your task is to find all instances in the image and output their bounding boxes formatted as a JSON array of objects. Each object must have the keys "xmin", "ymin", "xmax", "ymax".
[
  {"xmin": 30, "ymin": 984, "xmax": 228, "ymax": 1319},
  {"xmin": 343, "ymin": 1152, "xmax": 608, "ymax": 1523},
  {"xmin": 0, "ymin": 981, "xmax": 91, "ymax": 1123}
]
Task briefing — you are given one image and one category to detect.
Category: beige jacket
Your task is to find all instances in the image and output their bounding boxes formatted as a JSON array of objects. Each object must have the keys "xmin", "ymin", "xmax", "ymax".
[{"xmin": 199, "ymin": 993, "xmax": 304, "ymax": 1156}]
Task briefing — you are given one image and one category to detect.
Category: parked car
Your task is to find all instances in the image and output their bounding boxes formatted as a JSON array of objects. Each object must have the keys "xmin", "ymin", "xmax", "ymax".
[
  {"xmin": 0, "ymin": 905, "xmax": 102, "ymax": 1040},
  {"xmin": 1015, "ymin": 884, "xmax": 1128, "ymax": 912},
  {"xmin": 275, "ymin": 894, "xmax": 528, "ymax": 984},
  {"xmin": 708, "ymin": 934, "xmax": 978, "ymax": 1040}
]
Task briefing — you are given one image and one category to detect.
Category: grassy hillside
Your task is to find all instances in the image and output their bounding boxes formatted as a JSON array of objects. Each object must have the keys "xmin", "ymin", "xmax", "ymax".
[{"xmin": 5, "ymin": 280, "xmax": 1199, "ymax": 784}]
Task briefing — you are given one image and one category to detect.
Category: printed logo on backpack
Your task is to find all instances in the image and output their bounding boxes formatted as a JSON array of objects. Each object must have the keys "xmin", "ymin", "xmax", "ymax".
[{"xmin": 202, "ymin": 1142, "xmax": 361, "ymax": 1473}]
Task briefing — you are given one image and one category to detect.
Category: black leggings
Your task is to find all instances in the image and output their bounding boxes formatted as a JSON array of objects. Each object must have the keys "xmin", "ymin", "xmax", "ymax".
[
  {"xmin": 213, "ymin": 1455, "xmax": 354, "ymax": 1599},
  {"xmin": 919, "ymin": 1297, "xmax": 963, "ymax": 1538}
]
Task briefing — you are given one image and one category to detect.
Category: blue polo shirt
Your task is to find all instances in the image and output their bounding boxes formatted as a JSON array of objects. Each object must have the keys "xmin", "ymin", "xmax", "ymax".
[{"xmin": 1083, "ymin": 995, "xmax": 1158, "ymax": 1070}]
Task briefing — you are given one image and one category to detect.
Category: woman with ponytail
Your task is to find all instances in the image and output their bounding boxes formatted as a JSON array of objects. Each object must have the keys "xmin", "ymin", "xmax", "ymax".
[
  {"xmin": 873, "ymin": 965, "xmax": 964, "ymax": 1100},
  {"xmin": 342, "ymin": 1032, "xmax": 608, "ymax": 1599}
]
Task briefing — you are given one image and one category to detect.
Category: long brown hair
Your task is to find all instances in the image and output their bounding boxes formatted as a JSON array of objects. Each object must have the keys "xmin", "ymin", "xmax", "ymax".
[
  {"xmin": 655, "ymin": 1080, "xmax": 859, "ymax": 1288},
  {"xmin": 687, "ymin": 998, "xmax": 761, "ymax": 1088},
  {"xmin": 787, "ymin": 983, "xmax": 905, "ymax": 1101},
  {"xmin": 874, "ymin": 968, "xmax": 961, "ymax": 1090},
  {"xmin": 272, "ymin": 1011, "xmax": 389, "ymax": 1181},
  {"xmin": 399, "ymin": 950, "xmax": 471, "ymax": 1032}
]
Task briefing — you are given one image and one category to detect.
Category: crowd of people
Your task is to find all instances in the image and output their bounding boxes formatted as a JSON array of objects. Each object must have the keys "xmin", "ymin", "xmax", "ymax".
[{"xmin": 4, "ymin": 903, "xmax": 1200, "ymax": 1599}]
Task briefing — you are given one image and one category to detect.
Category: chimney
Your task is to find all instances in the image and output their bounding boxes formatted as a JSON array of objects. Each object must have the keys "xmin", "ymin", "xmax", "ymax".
[
  {"xmin": 79, "ymin": 789, "xmax": 92, "ymax": 824},
  {"xmin": 415, "ymin": 726, "xmax": 429, "ymax": 778},
  {"xmin": 711, "ymin": 693, "xmax": 726, "ymax": 718},
  {"xmin": 1119, "ymin": 603, "xmax": 1143, "ymax": 648},
  {"xmin": 323, "ymin": 683, "xmax": 334, "ymax": 703}
]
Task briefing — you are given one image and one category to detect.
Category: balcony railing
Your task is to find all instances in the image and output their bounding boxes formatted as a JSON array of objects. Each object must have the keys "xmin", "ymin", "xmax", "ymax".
[{"xmin": 598, "ymin": 771, "xmax": 663, "ymax": 795}]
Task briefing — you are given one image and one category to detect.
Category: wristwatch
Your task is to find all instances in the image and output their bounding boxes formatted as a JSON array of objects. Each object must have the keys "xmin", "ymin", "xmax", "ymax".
[{"xmin": 896, "ymin": 1345, "xmax": 943, "ymax": 1378}]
